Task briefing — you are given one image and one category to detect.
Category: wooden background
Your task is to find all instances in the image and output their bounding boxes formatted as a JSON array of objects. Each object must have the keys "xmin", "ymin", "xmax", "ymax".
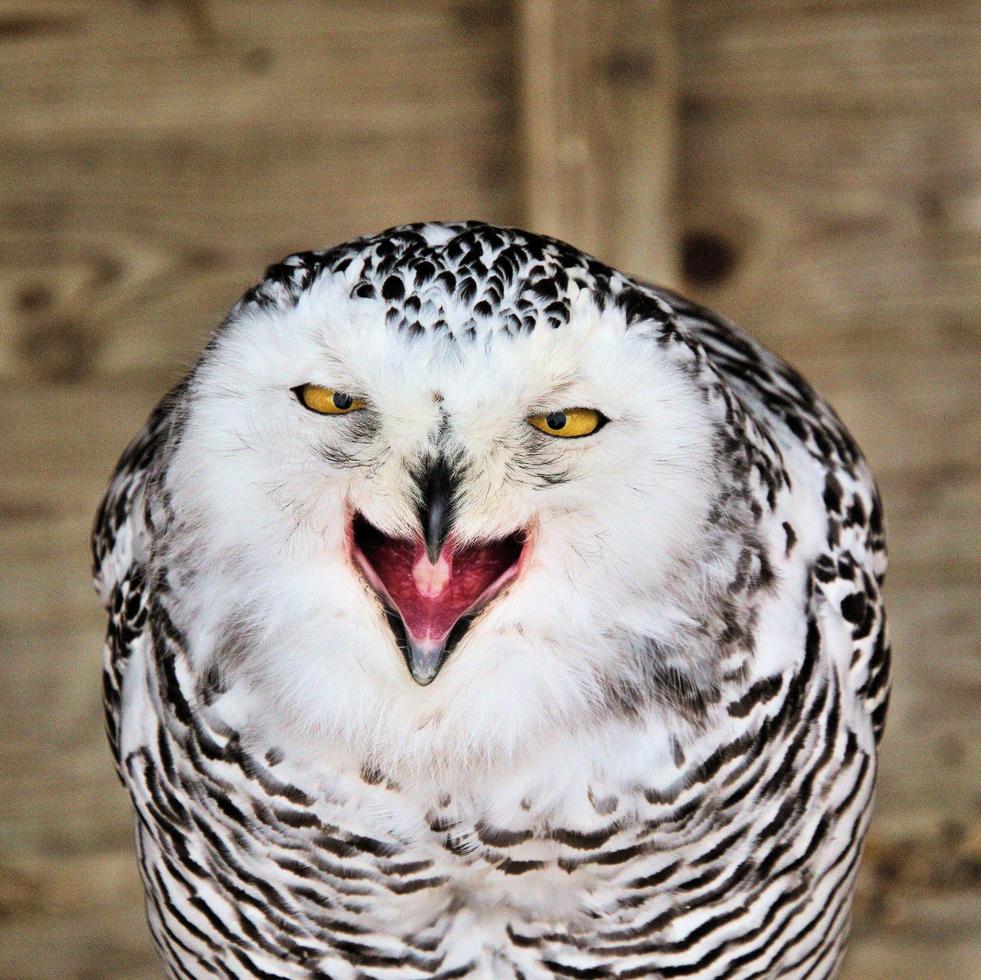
[{"xmin": 1, "ymin": 1, "xmax": 978, "ymax": 976}]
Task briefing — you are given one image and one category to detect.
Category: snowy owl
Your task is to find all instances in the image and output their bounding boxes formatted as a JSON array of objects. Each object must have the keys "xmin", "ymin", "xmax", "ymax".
[{"xmin": 93, "ymin": 222, "xmax": 889, "ymax": 978}]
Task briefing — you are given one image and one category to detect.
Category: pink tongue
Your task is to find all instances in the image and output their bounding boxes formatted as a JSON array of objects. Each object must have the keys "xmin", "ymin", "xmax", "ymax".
[{"xmin": 357, "ymin": 531, "xmax": 520, "ymax": 644}]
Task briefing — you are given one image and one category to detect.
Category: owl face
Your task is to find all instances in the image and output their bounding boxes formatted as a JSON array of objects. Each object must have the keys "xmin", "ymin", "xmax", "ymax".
[{"xmin": 165, "ymin": 249, "xmax": 718, "ymax": 770}]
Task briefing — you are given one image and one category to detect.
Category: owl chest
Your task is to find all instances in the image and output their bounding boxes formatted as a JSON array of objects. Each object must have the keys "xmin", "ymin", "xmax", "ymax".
[
  {"xmin": 241, "ymin": 792, "xmax": 622, "ymax": 934},
  {"xmin": 135, "ymin": 746, "xmax": 626, "ymax": 947},
  {"xmin": 131, "ymin": 714, "xmax": 866, "ymax": 980}
]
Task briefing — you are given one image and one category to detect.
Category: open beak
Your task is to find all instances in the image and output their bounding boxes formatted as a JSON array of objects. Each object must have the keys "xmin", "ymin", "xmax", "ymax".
[{"xmin": 351, "ymin": 459, "xmax": 527, "ymax": 685}]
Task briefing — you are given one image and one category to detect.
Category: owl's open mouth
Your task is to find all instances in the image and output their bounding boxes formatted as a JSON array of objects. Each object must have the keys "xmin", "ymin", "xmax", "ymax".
[{"xmin": 350, "ymin": 513, "xmax": 527, "ymax": 685}]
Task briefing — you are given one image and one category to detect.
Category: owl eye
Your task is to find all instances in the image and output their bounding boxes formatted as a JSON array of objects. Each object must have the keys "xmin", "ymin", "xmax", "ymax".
[
  {"xmin": 528, "ymin": 408, "xmax": 606, "ymax": 438},
  {"xmin": 293, "ymin": 384, "xmax": 366, "ymax": 415}
]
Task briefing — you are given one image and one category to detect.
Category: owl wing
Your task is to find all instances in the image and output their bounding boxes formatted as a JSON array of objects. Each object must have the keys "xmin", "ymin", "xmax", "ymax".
[
  {"xmin": 658, "ymin": 288, "xmax": 891, "ymax": 743},
  {"xmin": 92, "ymin": 392, "xmax": 179, "ymax": 771}
]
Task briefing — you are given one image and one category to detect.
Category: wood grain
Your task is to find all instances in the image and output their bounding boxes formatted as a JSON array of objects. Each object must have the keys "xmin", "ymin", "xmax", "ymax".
[
  {"xmin": 0, "ymin": 1, "xmax": 977, "ymax": 976},
  {"xmin": 516, "ymin": 0, "xmax": 678, "ymax": 282}
]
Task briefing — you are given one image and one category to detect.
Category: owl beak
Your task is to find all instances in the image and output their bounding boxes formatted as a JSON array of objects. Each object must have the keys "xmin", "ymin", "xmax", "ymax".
[
  {"xmin": 351, "ymin": 511, "xmax": 527, "ymax": 687},
  {"xmin": 418, "ymin": 455, "xmax": 458, "ymax": 564}
]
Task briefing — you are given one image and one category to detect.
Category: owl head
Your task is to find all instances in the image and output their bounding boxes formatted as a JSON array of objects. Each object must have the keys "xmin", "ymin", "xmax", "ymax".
[{"xmin": 159, "ymin": 223, "xmax": 735, "ymax": 774}]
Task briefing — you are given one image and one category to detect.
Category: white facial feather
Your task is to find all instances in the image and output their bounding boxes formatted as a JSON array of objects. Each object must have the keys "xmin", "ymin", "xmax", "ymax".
[{"xmin": 161, "ymin": 268, "xmax": 719, "ymax": 780}]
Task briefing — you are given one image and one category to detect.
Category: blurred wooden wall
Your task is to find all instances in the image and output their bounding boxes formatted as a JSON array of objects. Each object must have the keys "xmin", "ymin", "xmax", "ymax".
[{"xmin": 1, "ymin": 1, "xmax": 978, "ymax": 977}]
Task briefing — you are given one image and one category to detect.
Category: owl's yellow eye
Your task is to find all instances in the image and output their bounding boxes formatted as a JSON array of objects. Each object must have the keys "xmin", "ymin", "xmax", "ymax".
[
  {"xmin": 294, "ymin": 384, "xmax": 366, "ymax": 415},
  {"xmin": 528, "ymin": 408, "xmax": 605, "ymax": 438}
]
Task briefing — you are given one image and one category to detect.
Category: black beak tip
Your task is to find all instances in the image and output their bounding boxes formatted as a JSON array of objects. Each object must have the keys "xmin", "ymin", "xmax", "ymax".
[
  {"xmin": 385, "ymin": 609, "xmax": 450, "ymax": 687},
  {"xmin": 406, "ymin": 638, "xmax": 445, "ymax": 687}
]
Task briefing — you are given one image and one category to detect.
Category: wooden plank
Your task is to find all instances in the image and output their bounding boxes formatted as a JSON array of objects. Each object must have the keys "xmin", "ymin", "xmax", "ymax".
[
  {"xmin": 516, "ymin": 0, "xmax": 678, "ymax": 283},
  {"xmin": 1, "ymin": 1, "xmax": 511, "ymax": 138},
  {"xmin": 674, "ymin": 1, "xmax": 980, "ymax": 347},
  {"xmin": 681, "ymin": 0, "xmax": 979, "ymax": 110}
]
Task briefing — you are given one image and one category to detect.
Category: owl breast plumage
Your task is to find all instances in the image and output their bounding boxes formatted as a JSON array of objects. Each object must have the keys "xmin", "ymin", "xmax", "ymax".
[{"xmin": 93, "ymin": 222, "xmax": 889, "ymax": 979}]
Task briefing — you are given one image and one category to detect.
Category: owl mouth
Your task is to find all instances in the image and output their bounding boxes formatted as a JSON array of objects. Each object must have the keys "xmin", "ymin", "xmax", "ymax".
[{"xmin": 350, "ymin": 513, "xmax": 527, "ymax": 686}]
